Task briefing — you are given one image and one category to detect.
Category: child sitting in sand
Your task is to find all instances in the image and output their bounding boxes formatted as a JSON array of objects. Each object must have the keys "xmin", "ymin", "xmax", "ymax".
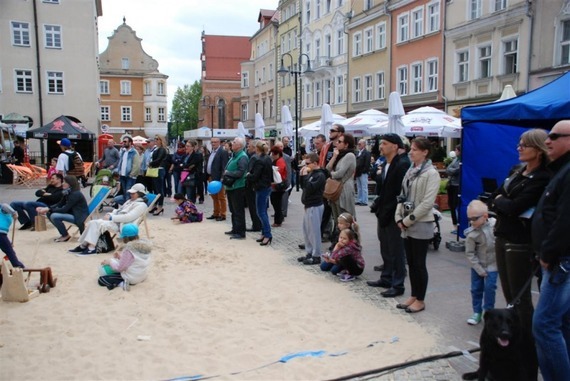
[
  {"xmin": 98, "ymin": 223, "xmax": 151, "ymax": 291},
  {"xmin": 0, "ymin": 203, "xmax": 25, "ymax": 268},
  {"xmin": 322, "ymin": 227, "xmax": 365, "ymax": 282},
  {"xmin": 171, "ymin": 193, "xmax": 203, "ymax": 223},
  {"xmin": 320, "ymin": 212, "xmax": 356, "ymax": 274}
]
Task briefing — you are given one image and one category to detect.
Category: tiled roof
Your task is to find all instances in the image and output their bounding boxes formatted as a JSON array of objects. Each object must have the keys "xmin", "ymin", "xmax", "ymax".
[{"xmin": 203, "ymin": 35, "xmax": 251, "ymax": 81}]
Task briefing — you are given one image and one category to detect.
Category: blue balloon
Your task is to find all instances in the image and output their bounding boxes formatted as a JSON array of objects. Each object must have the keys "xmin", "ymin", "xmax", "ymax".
[{"xmin": 207, "ymin": 180, "xmax": 223, "ymax": 195}]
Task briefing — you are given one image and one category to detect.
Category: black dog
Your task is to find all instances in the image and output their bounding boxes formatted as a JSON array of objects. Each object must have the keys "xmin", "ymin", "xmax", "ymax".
[{"xmin": 463, "ymin": 308, "xmax": 529, "ymax": 381}]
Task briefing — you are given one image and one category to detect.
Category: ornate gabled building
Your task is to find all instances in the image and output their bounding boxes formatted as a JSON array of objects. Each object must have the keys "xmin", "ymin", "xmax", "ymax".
[{"xmin": 99, "ymin": 18, "xmax": 169, "ymax": 140}]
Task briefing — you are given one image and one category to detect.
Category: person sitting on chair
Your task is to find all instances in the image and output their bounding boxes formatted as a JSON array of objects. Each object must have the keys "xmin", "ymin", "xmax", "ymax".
[
  {"xmin": 11, "ymin": 173, "xmax": 65, "ymax": 231},
  {"xmin": 69, "ymin": 183, "xmax": 148, "ymax": 255}
]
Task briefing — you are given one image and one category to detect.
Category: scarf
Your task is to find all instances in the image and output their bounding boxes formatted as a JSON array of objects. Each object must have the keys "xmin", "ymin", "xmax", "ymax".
[{"xmin": 401, "ymin": 160, "xmax": 434, "ymax": 200}]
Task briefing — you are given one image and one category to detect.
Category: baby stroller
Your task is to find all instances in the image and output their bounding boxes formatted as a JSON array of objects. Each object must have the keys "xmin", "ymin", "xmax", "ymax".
[
  {"xmin": 89, "ymin": 169, "xmax": 120, "ymax": 211},
  {"xmin": 430, "ymin": 205, "xmax": 443, "ymax": 250}
]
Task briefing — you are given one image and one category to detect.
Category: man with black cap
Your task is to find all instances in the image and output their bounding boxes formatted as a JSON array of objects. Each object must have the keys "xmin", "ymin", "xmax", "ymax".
[{"xmin": 367, "ymin": 133, "xmax": 410, "ymax": 298}]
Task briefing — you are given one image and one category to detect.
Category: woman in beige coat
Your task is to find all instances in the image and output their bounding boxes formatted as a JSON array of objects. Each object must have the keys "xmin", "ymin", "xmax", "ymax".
[{"xmin": 395, "ymin": 137, "xmax": 440, "ymax": 313}]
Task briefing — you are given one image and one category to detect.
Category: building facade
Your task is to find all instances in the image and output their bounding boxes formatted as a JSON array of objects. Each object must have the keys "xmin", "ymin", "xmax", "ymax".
[
  {"xmin": 99, "ymin": 19, "xmax": 169, "ymax": 140},
  {"xmin": 0, "ymin": 0, "xmax": 102, "ymax": 135}
]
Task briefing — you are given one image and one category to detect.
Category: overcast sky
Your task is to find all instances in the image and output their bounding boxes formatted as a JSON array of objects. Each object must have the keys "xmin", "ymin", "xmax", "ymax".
[{"xmin": 98, "ymin": 0, "xmax": 276, "ymax": 110}]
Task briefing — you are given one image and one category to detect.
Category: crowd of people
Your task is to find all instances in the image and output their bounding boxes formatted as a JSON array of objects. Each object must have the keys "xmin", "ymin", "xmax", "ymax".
[{"xmin": 2, "ymin": 119, "xmax": 570, "ymax": 381}]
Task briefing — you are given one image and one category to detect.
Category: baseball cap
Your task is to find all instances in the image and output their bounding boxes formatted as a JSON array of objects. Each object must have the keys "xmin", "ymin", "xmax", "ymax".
[
  {"xmin": 127, "ymin": 183, "xmax": 147, "ymax": 194},
  {"xmin": 57, "ymin": 138, "xmax": 72, "ymax": 147},
  {"xmin": 119, "ymin": 223, "xmax": 139, "ymax": 238}
]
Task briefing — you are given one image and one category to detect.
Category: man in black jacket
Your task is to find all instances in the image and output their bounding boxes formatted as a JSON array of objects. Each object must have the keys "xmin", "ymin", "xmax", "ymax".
[
  {"xmin": 206, "ymin": 137, "xmax": 229, "ymax": 221},
  {"xmin": 10, "ymin": 173, "xmax": 64, "ymax": 230},
  {"xmin": 532, "ymin": 120, "xmax": 570, "ymax": 381},
  {"xmin": 297, "ymin": 153, "xmax": 327, "ymax": 265},
  {"xmin": 245, "ymin": 139, "xmax": 262, "ymax": 232},
  {"xmin": 355, "ymin": 139, "xmax": 371, "ymax": 206},
  {"xmin": 367, "ymin": 134, "xmax": 410, "ymax": 298}
]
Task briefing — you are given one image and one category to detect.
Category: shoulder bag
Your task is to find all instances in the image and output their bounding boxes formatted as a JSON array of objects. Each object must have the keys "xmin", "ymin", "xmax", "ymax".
[
  {"xmin": 323, "ymin": 178, "xmax": 343, "ymax": 202},
  {"xmin": 145, "ymin": 167, "xmax": 159, "ymax": 178}
]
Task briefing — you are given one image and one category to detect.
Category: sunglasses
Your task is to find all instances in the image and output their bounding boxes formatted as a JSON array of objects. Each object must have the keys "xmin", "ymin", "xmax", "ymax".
[
  {"xmin": 548, "ymin": 132, "xmax": 570, "ymax": 141},
  {"xmin": 337, "ymin": 140, "xmax": 345, "ymax": 143},
  {"xmin": 468, "ymin": 215, "xmax": 483, "ymax": 222},
  {"xmin": 516, "ymin": 143, "xmax": 533, "ymax": 150},
  {"xmin": 330, "ymin": 129, "xmax": 338, "ymax": 133}
]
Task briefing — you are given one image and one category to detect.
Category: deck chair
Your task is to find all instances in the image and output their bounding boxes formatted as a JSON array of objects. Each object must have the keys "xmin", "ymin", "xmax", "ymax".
[
  {"xmin": 1, "ymin": 260, "xmax": 40, "ymax": 302},
  {"xmin": 6, "ymin": 164, "xmax": 36, "ymax": 187},
  {"xmin": 137, "ymin": 193, "xmax": 160, "ymax": 238},
  {"xmin": 65, "ymin": 186, "xmax": 111, "ymax": 237}
]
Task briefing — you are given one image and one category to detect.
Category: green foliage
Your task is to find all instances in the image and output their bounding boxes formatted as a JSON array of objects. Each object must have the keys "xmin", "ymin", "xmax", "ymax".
[
  {"xmin": 439, "ymin": 179, "xmax": 448, "ymax": 194},
  {"xmin": 169, "ymin": 81, "xmax": 202, "ymax": 139}
]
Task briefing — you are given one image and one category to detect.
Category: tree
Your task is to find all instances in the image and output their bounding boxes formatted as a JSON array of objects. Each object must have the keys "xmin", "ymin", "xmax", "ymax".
[{"xmin": 169, "ymin": 81, "xmax": 202, "ymax": 139}]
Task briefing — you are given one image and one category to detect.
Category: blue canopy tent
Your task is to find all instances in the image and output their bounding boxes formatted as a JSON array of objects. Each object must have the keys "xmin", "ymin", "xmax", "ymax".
[{"xmin": 459, "ymin": 72, "xmax": 570, "ymax": 236}]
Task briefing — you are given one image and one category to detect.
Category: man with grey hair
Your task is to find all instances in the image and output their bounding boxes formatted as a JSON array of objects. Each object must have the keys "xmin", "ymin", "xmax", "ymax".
[
  {"xmin": 223, "ymin": 137, "xmax": 249, "ymax": 239},
  {"xmin": 355, "ymin": 139, "xmax": 371, "ymax": 206}
]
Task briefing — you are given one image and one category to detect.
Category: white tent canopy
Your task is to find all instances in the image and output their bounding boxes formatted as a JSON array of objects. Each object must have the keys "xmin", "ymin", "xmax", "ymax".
[
  {"xmin": 401, "ymin": 106, "xmax": 462, "ymax": 138},
  {"xmin": 299, "ymin": 114, "xmax": 346, "ymax": 137}
]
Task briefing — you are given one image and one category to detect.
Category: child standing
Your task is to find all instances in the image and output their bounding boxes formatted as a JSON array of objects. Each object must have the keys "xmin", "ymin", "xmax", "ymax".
[
  {"xmin": 320, "ymin": 212, "xmax": 356, "ymax": 274},
  {"xmin": 46, "ymin": 158, "xmax": 58, "ymax": 182},
  {"xmin": 98, "ymin": 224, "xmax": 151, "ymax": 291},
  {"xmin": 0, "ymin": 204, "xmax": 25, "ymax": 268},
  {"xmin": 464, "ymin": 200, "xmax": 497, "ymax": 325},
  {"xmin": 322, "ymin": 228, "xmax": 365, "ymax": 282}
]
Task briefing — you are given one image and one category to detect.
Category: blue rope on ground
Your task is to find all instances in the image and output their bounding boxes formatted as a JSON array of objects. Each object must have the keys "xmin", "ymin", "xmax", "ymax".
[{"xmin": 164, "ymin": 337, "xmax": 400, "ymax": 381}]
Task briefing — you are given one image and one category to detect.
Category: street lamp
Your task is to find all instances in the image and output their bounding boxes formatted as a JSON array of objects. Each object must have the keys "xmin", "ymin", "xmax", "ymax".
[
  {"xmin": 201, "ymin": 95, "xmax": 223, "ymax": 138},
  {"xmin": 277, "ymin": 52, "xmax": 313, "ymax": 191}
]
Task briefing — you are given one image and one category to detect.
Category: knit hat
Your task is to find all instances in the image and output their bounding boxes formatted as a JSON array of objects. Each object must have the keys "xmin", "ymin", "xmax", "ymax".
[{"xmin": 380, "ymin": 133, "xmax": 404, "ymax": 149}]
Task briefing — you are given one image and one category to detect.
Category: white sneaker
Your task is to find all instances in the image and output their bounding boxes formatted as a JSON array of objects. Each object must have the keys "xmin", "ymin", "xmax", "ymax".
[
  {"xmin": 467, "ymin": 313, "xmax": 482, "ymax": 325},
  {"xmin": 120, "ymin": 281, "xmax": 130, "ymax": 292}
]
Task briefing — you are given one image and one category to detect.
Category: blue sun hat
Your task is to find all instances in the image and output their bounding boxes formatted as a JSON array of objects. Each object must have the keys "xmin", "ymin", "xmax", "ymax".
[{"xmin": 120, "ymin": 223, "xmax": 139, "ymax": 238}]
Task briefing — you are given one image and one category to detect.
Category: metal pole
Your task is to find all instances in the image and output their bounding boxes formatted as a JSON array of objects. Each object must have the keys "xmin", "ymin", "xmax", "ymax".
[
  {"xmin": 294, "ymin": 70, "xmax": 300, "ymax": 191},
  {"xmin": 210, "ymin": 105, "xmax": 214, "ymax": 138}
]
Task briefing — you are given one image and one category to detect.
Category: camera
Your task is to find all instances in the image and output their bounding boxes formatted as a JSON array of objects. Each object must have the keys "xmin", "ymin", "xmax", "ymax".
[{"xmin": 403, "ymin": 202, "xmax": 415, "ymax": 213}]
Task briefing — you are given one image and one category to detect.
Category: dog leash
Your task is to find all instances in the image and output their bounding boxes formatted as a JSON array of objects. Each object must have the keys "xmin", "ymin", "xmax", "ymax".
[{"xmin": 506, "ymin": 263, "xmax": 541, "ymax": 309}]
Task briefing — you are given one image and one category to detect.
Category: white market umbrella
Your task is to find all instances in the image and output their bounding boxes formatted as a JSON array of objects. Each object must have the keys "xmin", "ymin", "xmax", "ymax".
[
  {"xmin": 132, "ymin": 135, "xmax": 148, "ymax": 145},
  {"xmin": 495, "ymin": 84, "xmax": 517, "ymax": 102},
  {"xmin": 402, "ymin": 106, "xmax": 462, "ymax": 138},
  {"xmin": 388, "ymin": 92, "xmax": 405, "ymax": 135},
  {"xmin": 319, "ymin": 104, "xmax": 334, "ymax": 137},
  {"xmin": 343, "ymin": 109, "xmax": 388, "ymax": 135},
  {"xmin": 254, "ymin": 113, "xmax": 265, "ymax": 139},
  {"xmin": 299, "ymin": 114, "xmax": 346, "ymax": 137},
  {"xmin": 281, "ymin": 106, "xmax": 294, "ymax": 138},
  {"xmin": 236, "ymin": 122, "xmax": 248, "ymax": 138}
]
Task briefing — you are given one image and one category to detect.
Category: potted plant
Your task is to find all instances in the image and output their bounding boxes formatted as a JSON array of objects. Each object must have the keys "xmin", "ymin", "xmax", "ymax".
[{"xmin": 435, "ymin": 179, "xmax": 449, "ymax": 211}]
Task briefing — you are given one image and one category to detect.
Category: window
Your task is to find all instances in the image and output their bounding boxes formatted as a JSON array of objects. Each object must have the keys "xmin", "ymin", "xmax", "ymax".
[
  {"xmin": 241, "ymin": 103, "xmax": 249, "ymax": 121},
  {"xmin": 121, "ymin": 107, "xmax": 132, "ymax": 122},
  {"xmin": 364, "ymin": 28, "xmax": 373, "ymax": 54},
  {"xmin": 336, "ymin": 29, "xmax": 344, "ymax": 55},
  {"xmin": 326, "ymin": 0, "xmax": 332, "ymax": 13},
  {"xmin": 315, "ymin": 38, "xmax": 321, "ymax": 58},
  {"xmin": 336, "ymin": 75, "xmax": 344, "ymax": 103},
  {"xmin": 316, "ymin": 0, "xmax": 321, "ymax": 18},
  {"xmin": 325, "ymin": 34, "xmax": 332, "ymax": 57},
  {"xmin": 269, "ymin": 98, "xmax": 273, "ymax": 118},
  {"xmin": 324, "ymin": 79, "xmax": 332, "ymax": 104},
  {"xmin": 47, "ymin": 71, "xmax": 64, "ymax": 94},
  {"xmin": 376, "ymin": 72, "xmax": 385, "ymax": 99},
  {"xmin": 158, "ymin": 107, "xmax": 166, "ymax": 122},
  {"xmin": 364, "ymin": 0, "xmax": 374, "ymax": 11},
  {"xmin": 561, "ymin": 20, "xmax": 570, "ymax": 65},
  {"xmin": 315, "ymin": 81, "xmax": 322, "ymax": 107},
  {"xmin": 364, "ymin": 75, "xmax": 373, "ymax": 101},
  {"xmin": 494, "ymin": 0, "xmax": 507, "ymax": 12},
  {"xmin": 503, "ymin": 39, "xmax": 518, "ymax": 74},
  {"xmin": 412, "ymin": 7, "xmax": 424, "ymax": 39},
  {"xmin": 426, "ymin": 59, "xmax": 438, "ymax": 91},
  {"xmin": 398, "ymin": 13, "xmax": 409, "ymax": 43},
  {"xmin": 145, "ymin": 107, "xmax": 152, "ymax": 122},
  {"xmin": 479, "ymin": 45, "xmax": 492, "ymax": 78},
  {"xmin": 11, "ymin": 22, "xmax": 30, "ymax": 46},
  {"xmin": 427, "ymin": 2, "xmax": 440, "ymax": 33},
  {"xmin": 100, "ymin": 80, "xmax": 110, "ymax": 94},
  {"xmin": 218, "ymin": 99, "xmax": 226, "ymax": 129},
  {"xmin": 397, "ymin": 66, "xmax": 408, "ymax": 95},
  {"xmin": 269, "ymin": 63, "xmax": 273, "ymax": 82},
  {"xmin": 15, "ymin": 69, "xmax": 33, "ymax": 92},
  {"xmin": 305, "ymin": 1, "xmax": 311, "ymax": 23},
  {"xmin": 469, "ymin": 0, "xmax": 482, "ymax": 20},
  {"xmin": 101, "ymin": 106, "xmax": 110, "ymax": 121},
  {"xmin": 44, "ymin": 25, "xmax": 62, "ymax": 49},
  {"xmin": 43, "ymin": 0, "xmax": 60, "ymax": 3},
  {"xmin": 262, "ymin": 67, "xmax": 266, "ymax": 83},
  {"xmin": 158, "ymin": 82, "xmax": 165, "ymax": 95},
  {"xmin": 410, "ymin": 63, "xmax": 422, "ymax": 94},
  {"xmin": 353, "ymin": 77, "xmax": 362, "ymax": 103},
  {"xmin": 121, "ymin": 58, "xmax": 130, "ymax": 70},
  {"xmin": 457, "ymin": 50, "xmax": 469, "ymax": 82},
  {"xmin": 242, "ymin": 71, "xmax": 249, "ymax": 88},
  {"xmin": 144, "ymin": 81, "xmax": 151, "ymax": 95},
  {"xmin": 304, "ymin": 83, "xmax": 312, "ymax": 108},
  {"xmin": 353, "ymin": 32, "xmax": 362, "ymax": 56},
  {"xmin": 120, "ymin": 81, "xmax": 131, "ymax": 95},
  {"xmin": 376, "ymin": 22, "xmax": 386, "ymax": 50}
]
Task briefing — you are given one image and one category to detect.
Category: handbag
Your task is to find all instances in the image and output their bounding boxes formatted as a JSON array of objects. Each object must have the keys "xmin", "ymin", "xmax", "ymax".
[
  {"xmin": 96, "ymin": 231, "xmax": 116, "ymax": 254},
  {"xmin": 272, "ymin": 166, "xmax": 282, "ymax": 184},
  {"xmin": 34, "ymin": 215, "xmax": 47, "ymax": 231},
  {"xmin": 222, "ymin": 174, "xmax": 237, "ymax": 187},
  {"xmin": 182, "ymin": 172, "xmax": 196, "ymax": 187},
  {"xmin": 146, "ymin": 167, "xmax": 159, "ymax": 178},
  {"xmin": 323, "ymin": 178, "xmax": 343, "ymax": 202}
]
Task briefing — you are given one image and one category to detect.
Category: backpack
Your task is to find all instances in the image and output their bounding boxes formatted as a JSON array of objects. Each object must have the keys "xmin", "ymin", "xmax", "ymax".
[
  {"xmin": 65, "ymin": 152, "xmax": 85, "ymax": 177},
  {"xmin": 96, "ymin": 231, "xmax": 115, "ymax": 253}
]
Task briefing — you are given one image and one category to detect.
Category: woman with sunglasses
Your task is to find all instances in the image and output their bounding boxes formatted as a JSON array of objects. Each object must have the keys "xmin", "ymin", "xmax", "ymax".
[
  {"xmin": 148, "ymin": 135, "xmax": 168, "ymax": 215},
  {"xmin": 490, "ymin": 128, "xmax": 551, "ymax": 380},
  {"xmin": 325, "ymin": 132, "xmax": 357, "ymax": 222}
]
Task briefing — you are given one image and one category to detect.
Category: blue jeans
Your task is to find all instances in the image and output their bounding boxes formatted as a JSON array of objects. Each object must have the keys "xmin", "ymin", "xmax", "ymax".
[
  {"xmin": 255, "ymin": 187, "xmax": 272, "ymax": 239},
  {"xmin": 49, "ymin": 213, "xmax": 76, "ymax": 236},
  {"xmin": 320, "ymin": 261, "xmax": 342, "ymax": 275},
  {"xmin": 470, "ymin": 269, "xmax": 498, "ymax": 314},
  {"xmin": 0, "ymin": 233, "xmax": 24, "ymax": 268},
  {"xmin": 152, "ymin": 168, "xmax": 166, "ymax": 206},
  {"xmin": 10, "ymin": 201, "xmax": 47, "ymax": 225},
  {"xmin": 356, "ymin": 174, "xmax": 368, "ymax": 204},
  {"xmin": 533, "ymin": 257, "xmax": 570, "ymax": 381},
  {"xmin": 120, "ymin": 176, "xmax": 136, "ymax": 199}
]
